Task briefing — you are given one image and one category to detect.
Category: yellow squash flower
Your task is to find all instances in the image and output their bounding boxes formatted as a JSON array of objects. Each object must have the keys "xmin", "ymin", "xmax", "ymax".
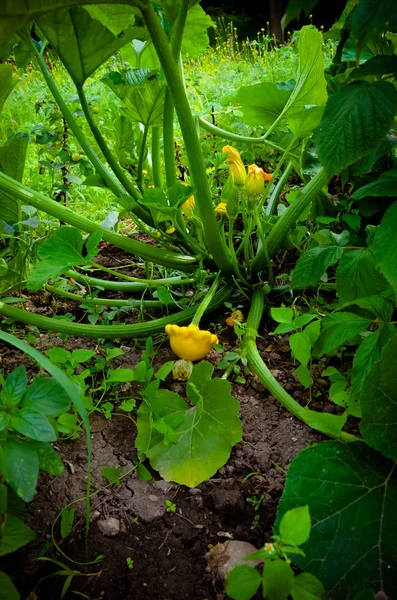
[
  {"xmin": 166, "ymin": 226, "xmax": 176, "ymax": 234},
  {"xmin": 165, "ymin": 324, "xmax": 218, "ymax": 362},
  {"xmin": 225, "ymin": 310, "xmax": 244, "ymax": 327},
  {"xmin": 215, "ymin": 202, "xmax": 227, "ymax": 215},
  {"xmin": 245, "ymin": 164, "xmax": 270, "ymax": 196},
  {"xmin": 181, "ymin": 181, "xmax": 195, "ymax": 214},
  {"xmin": 222, "ymin": 145, "xmax": 246, "ymax": 186}
]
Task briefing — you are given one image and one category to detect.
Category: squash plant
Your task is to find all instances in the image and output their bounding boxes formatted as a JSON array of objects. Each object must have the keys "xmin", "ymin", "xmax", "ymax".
[{"xmin": 0, "ymin": 0, "xmax": 396, "ymax": 597}]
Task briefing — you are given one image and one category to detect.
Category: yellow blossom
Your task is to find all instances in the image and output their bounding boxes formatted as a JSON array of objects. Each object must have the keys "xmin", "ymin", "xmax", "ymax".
[
  {"xmin": 165, "ymin": 324, "xmax": 218, "ymax": 361},
  {"xmin": 226, "ymin": 310, "xmax": 244, "ymax": 327},
  {"xmin": 222, "ymin": 145, "xmax": 246, "ymax": 186},
  {"xmin": 181, "ymin": 181, "xmax": 195, "ymax": 214},
  {"xmin": 156, "ymin": 231, "xmax": 162, "ymax": 238},
  {"xmin": 166, "ymin": 226, "xmax": 176, "ymax": 234},
  {"xmin": 245, "ymin": 164, "xmax": 271, "ymax": 196},
  {"xmin": 215, "ymin": 202, "xmax": 227, "ymax": 215}
]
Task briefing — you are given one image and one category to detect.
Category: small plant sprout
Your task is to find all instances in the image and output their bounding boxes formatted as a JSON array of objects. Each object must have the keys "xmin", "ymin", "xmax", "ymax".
[
  {"xmin": 126, "ymin": 557, "xmax": 134, "ymax": 570},
  {"xmin": 165, "ymin": 500, "xmax": 177, "ymax": 513}
]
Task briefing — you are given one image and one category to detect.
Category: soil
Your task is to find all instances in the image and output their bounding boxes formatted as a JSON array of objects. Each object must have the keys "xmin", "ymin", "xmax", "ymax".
[{"xmin": 1, "ymin": 244, "xmax": 328, "ymax": 600}]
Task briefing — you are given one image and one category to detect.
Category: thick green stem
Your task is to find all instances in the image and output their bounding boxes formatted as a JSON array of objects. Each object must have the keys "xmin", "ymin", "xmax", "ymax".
[
  {"xmin": 0, "ymin": 172, "xmax": 197, "ymax": 271},
  {"xmin": 66, "ymin": 269, "xmax": 201, "ymax": 291},
  {"xmin": 190, "ymin": 272, "xmax": 222, "ymax": 326},
  {"xmin": 163, "ymin": 90, "xmax": 177, "ymax": 187},
  {"xmin": 137, "ymin": 123, "xmax": 149, "ymax": 192},
  {"xmin": 265, "ymin": 161, "xmax": 293, "ymax": 216},
  {"xmin": 45, "ymin": 285, "xmax": 176, "ymax": 307},
  {"xmin": 198, "ymin": 117, "xmax": 286, "ymax": 153},
  {"xmin": 76, "ymin": 86, "xmax": 144, "ymax": 207},
  {"xmin": 252, "ymin": 167, "xmax": 329, "ymax": 273},
  {"xmin": 151, "ymin": 127, "xmax": 163, "ymax": 188},
  {"xmin": 0, "ymin": 282, "xmax": 233, "ymax": 338},
  {"xmin": 141, "ymin": 3, "xmax": 234, "ymax": 275},
  {"xmin": 244, "ymin": 287, "xmax": 360, "ymax": 442}
]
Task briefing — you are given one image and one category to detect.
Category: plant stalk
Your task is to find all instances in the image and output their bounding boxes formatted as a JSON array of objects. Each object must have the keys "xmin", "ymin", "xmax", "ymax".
[{"xmin": 151, "ymin": 126, "xmax": 163, "ymax": 188}]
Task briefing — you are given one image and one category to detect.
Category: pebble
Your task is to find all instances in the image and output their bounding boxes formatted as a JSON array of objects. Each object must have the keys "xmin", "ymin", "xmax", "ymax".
[{"xmin": 97, "ymin": 517, "xmax": 120, "ymax": 537}]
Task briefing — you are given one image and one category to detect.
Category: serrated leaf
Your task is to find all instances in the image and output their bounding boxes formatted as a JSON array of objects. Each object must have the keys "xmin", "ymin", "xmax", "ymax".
[
  {"xmin": 317, "ymin": 81, "xmax": 397, "ymax": 175},
  {"xmin": 291, "ymin": 246, "xmax": 343, "ymax": 289},
  {"xmin": 352, "ymin": 170, "xmax": 397, "ymax": 199},
  {"xmin": 314, "ymin": 312, "xmax": 372, "ymax": 356},
  {"xmin": 1, "ymin": 438, "xmax": 39, "ymax": 501},
  {"xmin": 37, "ymin": 7, "xmax": 139, "ymax": 86},
  {"xmin": 276, "ymin": 441, "xmax": 397, "ymax": 598},
  {"xmin": 352, "ymin": 0, "xmax": 397, "ymax": 52},
  {"xmin": 263, "ymin": 559, "xmax": 294, "ymax": 600},
  {"xmin": 349, "ymin": 55, "xmax": 397, "ymax": 80},
  {"xmin": 137, "ymin": 361, "xmax": 242, "ymax": 487},
  {"xmin": 11, "ymin": 408, "xmax": 56, "ymax": 442},
  {"xmin": 339, "ymin": 296, "xmax": 393, "ymax": 321},
  {"xmin": 360, "ymin": 336, "xmax": 397, "ymax": 460},
  {"xmin": 373, "ymin": 203, "xmax": 397, "ymax": 299},
  {"xmin": 279, "ymin": 505, "xmax": 311, "ymax": 546},
  {"xmin": 226, "ymin": 565, "xmax": 262, "ymax": 600},
  {"xmin": 21, "ymin": 376, "xmax": 71, "ymax": 416},
  {"xmin": 0, "ymin": 514, "xmax": 35, "ymax": 556},
  {"xmin": 336, "ymin": 248, "xmax": 390, "ymax": 304}
]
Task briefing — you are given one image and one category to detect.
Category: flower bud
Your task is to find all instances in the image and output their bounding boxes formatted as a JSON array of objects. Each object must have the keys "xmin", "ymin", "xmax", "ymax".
[
  {"xmin": 222, "ymin": 145, "xmax": 246, "ymax": 186},
  {"xmin": 245, "ymin": 164, "xmax": 266, "ymax": 196},
  {"xmin": 172, "ymin": 359, "xmax": 193, "ymax": 381},
  {"xmin": 215, "ymin": 202, "xmax": 227, "ymax": 215}
]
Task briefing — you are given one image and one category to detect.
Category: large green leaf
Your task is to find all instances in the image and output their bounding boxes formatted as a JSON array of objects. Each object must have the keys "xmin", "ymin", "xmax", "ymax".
[
  {"xmin": 21, "ymin": 376, "xmax": 71, "ymax": 416},
  {"xmin": 291, "ymin": 246, "xmax": 343, "ymax": 289},
  {"xmin": 36, "ymin": 7, "xmax": 139, "ymax": 87},
  {"xmin": 226, "ymin": 565, "xmax": 261, "ymax": 600},
  {"xmin": 0, "ymin": 514, "xmax": 35, "ymax": 556},
  {"xmin": 352, "ymin": 170, "xmax": 397, "ymax": 199},
  {"xmin": 276, "ymin": 441, "xmax": 397, "ymax": 598},
  {"xmin": 11, "ymin": 408, "xmax": 56, "ymax": 442},
  {"xmin": 263, "ymin": 559, "xmax": 294, "ymax": 600},
  {"xmin": 83, "ymin": 4, "xmax": 138, "ymax": 35},
  {"xmin": 0, "ymin": 572, "xmax": 19, "ymax": 600},
  {"xmin": 336, "ymin": 248, "xmax": 390, "ymax": 303},
  {"xmin": 317, "ymin": 81, "xmax": 397, "ymax": 175},
  {"xmin": 181, "ymin": 4, "xmax": 214, "ymax": 60},
  {"xmin": 352, "ymin": 0, "xmax": 397, "ymax": 52},
  {"xmin": 237, "ymin": 82, "xmax": 292, "ymax": 128},
  {"xmin": 136, "ymin": 361, "xmax": 242, "ymax": 487},
  {"xmin": 28, "ymin": 441, "xmax": 64, "ymax": 475},
  {"xmin": 0, "ymin": 64, "xmax": 17, "ymax": 113},
  {"xmin": 0, "ymin": 133, "xmax": 28, "ymax": 225},
  {"xmin": 360, "ymin": 336, "xmax": 397, "ymax": 460},
  {"xmin": 374, "ymin": 203, "xmax": 397, "ymax": 299},
  {"xmin": 27, "ymin": 226, "xmax": 101, "ymax": 291},
  {"xmin": 1, "ymin": 438, "xmax": 39, "ymax": 501},
  {"xmin": 314, "ymin": 312, "xmax": 372, "ymax": 356},
  {"xmin": 350, "ymin": 323, "xmax": 396, "ymax": 399},
  {"xmin": 348, "ymin": 55, "xmax": 397, "ymax": 80}
]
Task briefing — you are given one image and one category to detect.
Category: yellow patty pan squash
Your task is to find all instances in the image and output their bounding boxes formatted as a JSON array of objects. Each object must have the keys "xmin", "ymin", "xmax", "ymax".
[{"xmin": 165, "ymin": 324, "xmax": 218, "ymax": 362}]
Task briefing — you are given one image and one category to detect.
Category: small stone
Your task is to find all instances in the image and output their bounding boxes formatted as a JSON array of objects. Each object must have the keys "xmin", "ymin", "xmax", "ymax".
[
  {"xmin": 190, "ymin": 488, "xmax": 202, "ymax": 496},
  {"xmin": 291, "ymin": 437, "xmax": 298, "ymax": 442},
  {"xmin": 148, "ymin": 494, "xmax": 159, "ymax": 502},
  {"xmin": 97, "ymin": 517, "xmax": 120, "ymax": 537}
]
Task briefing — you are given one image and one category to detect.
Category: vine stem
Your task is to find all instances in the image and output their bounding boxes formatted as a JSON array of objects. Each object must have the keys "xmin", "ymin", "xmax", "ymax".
[
  {"xmin": 137, "ymin": 123, "xmax": 149, "ymax": 192},
  {"xmin": 190, "ymin": 272, "xmax": 222, "ymax": 326},
  {"xmin": 45, "ymin": 285, "xmax": 174, "ymax": 308},
  {"xmin": 65, "ymin": 269, "xmax": 203, "ymax": 291},
  {"xmin": 151, "ymin": 126, "xmax": 163, "ymax": 188},
  {"xmin": 265, "ymin": 161, "xmax": 293, "ymax": 216},
  {"xmin": 141, "ymin": 3, "xmax": 234, "ymax": 275},
  {"xmin": 244, "ymin": 286, "xmax": 360, "ymax": 442},
  {"xmin": 198, "ymin": 117, "xmax": 287, "ymax": 153}
]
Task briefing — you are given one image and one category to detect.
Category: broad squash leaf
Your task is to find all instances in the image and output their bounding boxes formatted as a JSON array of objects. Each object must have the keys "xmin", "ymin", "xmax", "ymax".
[
  {"xmin": 27, "ymin": 226, "xmax": 101, "ymax": 291},
  {"xmin": 237, "ymin": 82, "xmax": 292, "ymax": 128},
  {"xmin": 181, "ymin": 4, "xmax": 214, "ymax": 59},
  {"xmin": 360, "ymin": 335, "xmax": 397, "ymax": 460},
  {"xmin": 136, "ymin": 361, "xmax": 242, "ymax": 487},
  {"xmin": 317, "ymin": 81, "xmax": 397, "ymax": 175},
  {"xmin": 276, "ymin": 441, "xmax": 397, "ymax": 599},
  {"xmin": 36, "ymin": 7, "xmax": 139, "ymax": 87},
  {"xmin": 83, "ymin": 4, "xmax": 138, "ymax": 35}
]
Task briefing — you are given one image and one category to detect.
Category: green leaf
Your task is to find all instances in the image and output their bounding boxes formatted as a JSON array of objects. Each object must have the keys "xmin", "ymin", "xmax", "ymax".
[
  {"xmin": 181, "ymin": 5, "xmax": 213, "ymax": 60},
  {"xmin": 83, "ymin": 4, "xmax": 138, "ymax": 35},
  {"xmin": 276, "ymin": 441, "xmax": 397, "ymax": 598},
  {"xmin": 137, "ymin": 361, "xmax": 242, "ymax": 487},
  {"xmin": 295, "ymin": 364, "xmax": 313, "ymax": 388},
  {"xmin": 237, "ymin": 82, "xmax": 292, "ymax": 128},
  {"xmin": 36, "ymin": 7, "xmax": 139, "ymax": 87},
  {"xmin": 374, "ymin": 203, "xmax": 397, "ymax": 299},
  {"xmin": 0, "ymin": 133, "xmax": 28, "ymax": 225},
  {"xmin": 349, "ymin": 55, "xmax": 397, "ymax": 80},
  {"xmin": 279, "ymin": 505, "xmax": 311, "ymax": 546},
  {"xmin": 336, "ymin": 249, "xmax": 390, "ymax": 304},
  {"xmin": 11, "ymin": 408, "xmax": 56, "ymax": 442},
  {"xmin": 317, "ymin": 81, "xmax": 397, "ymax": 175},
  {"xmin": 281, "ymin": 0, "xmax": 319, "ymax": 30},
  {"xmin": 352, "ymin": 170, "xmax": 397, "ymax": 199},
  {"xmin": 263, "ymin": 559, "xmax": 294, "ymax": 600},
  {"xmin": 289, "ymin": 332, "xmax": 312, "ymax": 367},
  {"xmin": 342, "ymin": 34, "xmax": 393, "ymax": 64},
  {"xmin": 226, "ymin": 565, "xmax": 262, "ymax": 600},
  {"xmin": 71, "ymin": 349, "xmax": 95, "ymax": 364},
  {"xmin": 0, "ymin": 514, "xmax": 35, "ymax": 556},
  {"xmin": 60, "ymin": 507, "xmax": 76, "ymax": 539},
  {"xmin": 291, "ymin": 572, "xmax": 325, "ymax": 600},
  {"xmin": 44, "ymin": 347, "xmax": 71, "ymax": 364},
  {"xmin": 350, "ymin": 323, "xmax": 396, "ymax": 400},
  {"xmin": 314, "ymin": 312, "xmax": 372, "ymax": 356},
  {"xmin": 339, "ymin": 296, "xmax": 393, "ymax": 321},
  {"xmin": 291, "ymin": 246, "xmax": 343, "ymax": 289},
  {"xmin": 1, "ymin": 438, "xmax": 39, "ymax": 501},
  {"xmin": 0, "ymin": 64, "xmax": 17, "ymax": 113},
  {"xmin": 100, "ymin": 465, "xmax": 123, "ymax": 487},
  {"xmin": 352, "ymin": 0, "xmax": 397, "ymax": 52},
  {"xmin": 28, "ymin": 441, "xmax": 64, "ymax": 475},
  {"xmin": 1, "ymin": 365, "xmax": 27, "ymax": 407},
  {"xmin": 0, "ymin": 411, "xmax": 10, "ymax": 431},
  {"xmin": 360, "ymin": 336, "xmax": 397, "ymax": 460},
  {"xmin": 271, "ymin": 307, "xmax": 293, "ymax": 324},
  {"xmin": 0, "ymin": 571, "xmax": 20, "ymax": 600},
  {"xmin": 288, "ymin": 106, "xmax": 324, "ymax": 140},
  {"xmin": 21, "ymin": 376, "xmax": 71, "ymax": 416},
  {"xmin": 27, "ymin": 227, "xmax": 101, "ymax": 291},
  {"xmin": 155, "ymin": 361, "xmax": 174, "ymax": 381},
  {"xmin": 107, "ymin": 367, "xmax": 135, "ymax": 383}
]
